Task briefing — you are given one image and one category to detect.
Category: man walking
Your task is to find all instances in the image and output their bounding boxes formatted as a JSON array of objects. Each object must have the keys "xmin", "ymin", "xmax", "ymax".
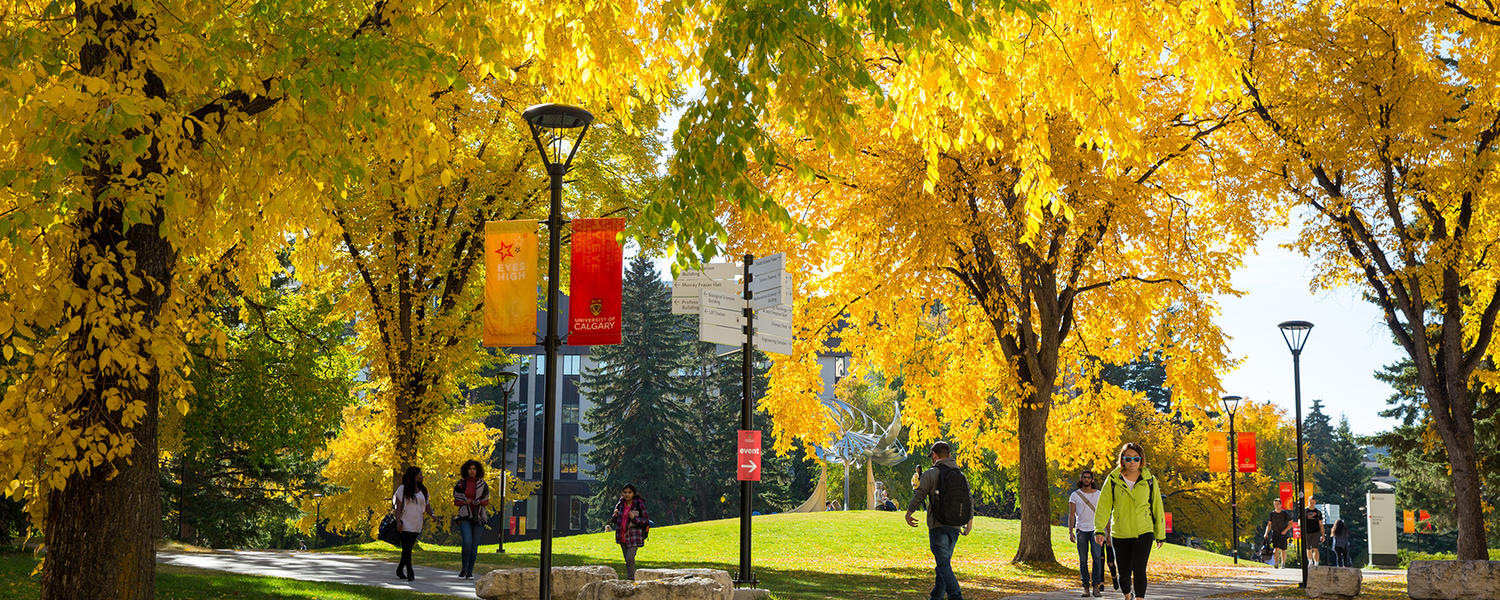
[
  {"xmin": 906, "ymin": 441, "xmax": 974, "ymax": 600},
  {"xmin": 1069, "ymin": 470, "xmax": 1105, "ymax": 597},
  {"xmin": 1264, "ymin": 502, "xmax": 1294, "ymax": 568}
]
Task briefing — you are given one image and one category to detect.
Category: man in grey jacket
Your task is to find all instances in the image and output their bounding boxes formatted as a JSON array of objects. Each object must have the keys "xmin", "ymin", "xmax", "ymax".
[{"xmin": 905, "ymin": 441, "xmax": 973, "ymax": 600}]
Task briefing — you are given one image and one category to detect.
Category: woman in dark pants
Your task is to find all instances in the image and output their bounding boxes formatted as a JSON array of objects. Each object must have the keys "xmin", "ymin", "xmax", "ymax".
[
  {"xmin": 1094, "ymin": 443, "xmax": 1166, "ymax": 600},
  {"xmin": 452, "ymin": 460, "xmax": 490, "ymax": 580},
  {"xmin": 392, "ymin": 466, "xmax": 434, "ymax": 582},
  {"xmin": 610, "ymin": 484, "xmax": 649, "ymax": 579}
]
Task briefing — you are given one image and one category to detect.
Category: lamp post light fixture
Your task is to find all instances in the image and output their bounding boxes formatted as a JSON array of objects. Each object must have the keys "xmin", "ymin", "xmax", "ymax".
[
  {"xmin": 523, "ymin": 102, "xmax": 593, "ymax": 600},
  {"xmin": 495, "ymin": 368, "xmax": 519, "ymax": 554},
  {"xmin": 1278, "ymin": 320, "xmax": 1313, "ymax": 588},
  {"xmin": 312, "ymin": 493, "xmax": 323, "ymax": 550},
  {"xmin": 1220, "ymin": 395, "xmax": 1242, "ymax": 565}
]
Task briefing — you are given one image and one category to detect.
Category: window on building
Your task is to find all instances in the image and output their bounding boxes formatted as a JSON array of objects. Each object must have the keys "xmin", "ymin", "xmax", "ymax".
[
  {"xmin": 563, "ymin": 403, "xmax": 579, "ymax": 425},
  {"xmin": 526, "ymin": 497, "xmax": 538, "ymax": 531},
  {"xmin": 562, "ymin": 452, "xmax": 578, "ymax": 478},
  {"xmin": 563, "ymin": 355, "xmax": 581, "ymax": 375},
  {"xmin": 518, "ymin": 355, "xmax": 531, "ymax": 374},
  {"xmin": 570, "ymin": 497, "xmax": 586, "ymax": 531},
  {"xmin": 535, "ymin": 355, "xmax": 545, "ymax": 375}
]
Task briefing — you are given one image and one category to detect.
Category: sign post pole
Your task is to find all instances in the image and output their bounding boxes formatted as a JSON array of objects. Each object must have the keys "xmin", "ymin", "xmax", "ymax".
[{"xmin": 737, "ymin": 254, "xmax": 757, "ymax": 587}]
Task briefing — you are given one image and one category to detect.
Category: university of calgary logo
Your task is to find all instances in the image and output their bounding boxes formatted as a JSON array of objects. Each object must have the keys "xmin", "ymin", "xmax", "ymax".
[{"xmin": 589, "ymin": 298, "xmax": 603, "ymax": 316}]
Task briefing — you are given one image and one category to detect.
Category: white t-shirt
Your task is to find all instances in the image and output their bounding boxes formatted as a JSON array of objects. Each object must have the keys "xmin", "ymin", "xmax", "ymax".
[
  {"xmin": 1070, "ymin": 489, "xmax": 1102, "ymax": 532},
  {"xmin": 392, "ymin": 486, "xmax": 429, "ymax": 533}
]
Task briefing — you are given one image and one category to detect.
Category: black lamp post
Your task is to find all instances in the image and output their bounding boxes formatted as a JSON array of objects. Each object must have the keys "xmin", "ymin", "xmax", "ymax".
[
  {"xmin": 1278, "ymin": 320, "xmax": 1313, "ymax": 587},
  {"xmin": 495, "ymin": 369, "xmax": 518, "ymax": 554},
  {"xmin": 523, "ymin": 103, "xmax": 592, "ymax": 600},
  {"xmin": 1221, "ymin": 395, "xmax": 1242, "ymax": 565},
  {"xmin": 312, "ymin": 493, "xmax": 323, "ymax": 549}
]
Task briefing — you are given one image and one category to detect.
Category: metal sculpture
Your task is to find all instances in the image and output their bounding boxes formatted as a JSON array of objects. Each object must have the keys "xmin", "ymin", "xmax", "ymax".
[{"xmin": 791, "ymin": 398, "xmax": 908, "ymax": 512}]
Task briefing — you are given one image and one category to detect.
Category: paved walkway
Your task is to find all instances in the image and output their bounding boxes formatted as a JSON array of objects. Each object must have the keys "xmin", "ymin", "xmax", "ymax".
[
  {"xmin": 1003, "ymin": 566, "xmax": 1403, "ymax": 600},
  {"xmin": 159, "ymin": 550, "xmax": 478, "ymax": 598}
]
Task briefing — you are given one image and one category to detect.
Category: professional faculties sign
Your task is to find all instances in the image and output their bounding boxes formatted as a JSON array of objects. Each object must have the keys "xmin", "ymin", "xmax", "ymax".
[{"xmin": 567, "ymin": 218, "xmax": 625, "ymax": 345}]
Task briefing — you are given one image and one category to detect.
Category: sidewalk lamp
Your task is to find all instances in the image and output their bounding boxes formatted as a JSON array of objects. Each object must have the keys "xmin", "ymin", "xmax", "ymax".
[
  {"xmin": 1220, "ymin": 395, "xmax": 1242, "ymax": 565},
  {"xmin": 312, "ymin": 493, "xmax": 323, "ymax": 549},
  {"xmin": 523, "ymin": 102, "xmax": 593, "ymax": 600},
  {"xmin": 1278, "ymin": 320, "xmax": 1313, "ymax": 588},
  {"xmin": 495, "ymin": 368, "xmax": 518, "ymax": 554}
]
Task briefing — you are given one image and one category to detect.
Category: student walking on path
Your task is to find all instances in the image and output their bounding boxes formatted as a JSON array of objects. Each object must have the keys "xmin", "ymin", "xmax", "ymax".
[
  {"xmin": 1094, "ymin": 443, "xmax": 1165, "ymax": 600},
  {"xmin": 392, "ymin": 467, "xmax": 435, "ymax": 582},
  {"xmin": 1069, "ymin": 470, "xmax": 1106, "ymax": 597},
  {"xmin": 452, "ymin": 460, "xmax": 490, "ymax": 580},
  {"xmin": 1304, "ymin": 507, "xmax": 1325, "ymax": 567},
  {"xmin": 905, "ymin": 441, "xmax": 974, "ymax": 600},
  {"xmin": 1330, "ymin": 519, "xmax": 1351, "ymax": 567},
  {"xmin": 611, "ymin": 484, "xmax": 649, "ymax": 580},
  {"xmin": 1264, "ymin": 503, "xmax": 1294, "ymax": 568}
]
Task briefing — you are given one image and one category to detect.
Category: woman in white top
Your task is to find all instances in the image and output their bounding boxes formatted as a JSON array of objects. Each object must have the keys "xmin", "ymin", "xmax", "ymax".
[{"xmin": 392, "ymin": 466, "xmax": 434, "ymax": 581}]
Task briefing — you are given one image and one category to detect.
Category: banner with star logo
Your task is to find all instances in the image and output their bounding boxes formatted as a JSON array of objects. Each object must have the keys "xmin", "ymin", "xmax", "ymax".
[
  {"xmin": 483, "ymin": 220, "xmax": 538, "ymax": 347},
  {"xmin": 567, "ymin": 218, "xmax": 625, "ymax": 345}
]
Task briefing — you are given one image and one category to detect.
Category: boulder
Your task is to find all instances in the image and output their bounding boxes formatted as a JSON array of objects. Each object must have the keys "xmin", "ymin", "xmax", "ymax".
[
  {"xmin": 577, "ymin": 575, "xmax": 724, "ymax": 600},
  {"xmin": 634, "ymin": 568, "xmax": 734, "ymax": 600},
  {"xmin": 1409, "ymin": 560, "xmax": 1500, "ymax": 600},
  {"xmin": 731, "ymin": 589, "xmax": 772, "ymax": 600},
  {"xmin": 474, "ymin": 565, "xmax": 620, "ymax": 600},
  {"xmin": 1306, "ymin": 566, "xmax": 1361, "ymax": 599}
]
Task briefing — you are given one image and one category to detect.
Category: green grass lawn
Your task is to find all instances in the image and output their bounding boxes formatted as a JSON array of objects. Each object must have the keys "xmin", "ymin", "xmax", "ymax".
[
  {"xmin": 0, "ymin": 552, "xmax": 451, "ymax": 600},
  {"xmin": 326, "ymin": 511, "xmax": 1239, "ymax": 599}
]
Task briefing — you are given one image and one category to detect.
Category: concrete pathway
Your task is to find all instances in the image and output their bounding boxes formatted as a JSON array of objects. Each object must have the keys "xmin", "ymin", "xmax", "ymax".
[
  {"xmin": 159, "ymin": 550, "xmax": 478, "ymax": 598},
  {"xmin": 1001, "ymin": 566, "xmax": 1404, "ymax": 600}
]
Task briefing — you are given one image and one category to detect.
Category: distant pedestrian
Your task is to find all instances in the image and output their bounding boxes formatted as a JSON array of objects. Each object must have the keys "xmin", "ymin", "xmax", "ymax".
[
  {"xmin": 905, "ymin": 441, "xmax": 974, "ymax": 600},
  {"xmin": 611, "ymin": 484, "xmax": 649, "ymax": 580},
  {"xmin": 1331, "ymin": 519, "xmax": 1351, "ymax": 567},
  {"xmin": 452, "ymin": 460, "xmax": 490, "ymax": 580},
  {"xmin": 1094, "ymin": 443, "xmax": 1165, "ymax": 600},
  {"xmin": 1264, "ymin": 503, "xmax": 1294, "ymax": 568},
  {"xmin": 1304, "ymin": 507, "xmax": 1325, "ymax": 566},
  {"xmin": 1069, "ymin": 469, "xmax": 1105, "ymax": 597},
  {"xmin": 392, "ymin": 466, "xmax": 435, "ymax": 582}
]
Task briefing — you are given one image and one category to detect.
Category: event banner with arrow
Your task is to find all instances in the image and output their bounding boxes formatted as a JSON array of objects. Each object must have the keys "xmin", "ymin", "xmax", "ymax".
[{"xmin": 737, "ymin": 430, "xmax": 762, "ymax": 481}]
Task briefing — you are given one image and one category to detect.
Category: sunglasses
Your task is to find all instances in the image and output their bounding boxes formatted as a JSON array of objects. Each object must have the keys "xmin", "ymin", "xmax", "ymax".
[{"xmin": 1122, "ymin": 456, "xmax": 1142, "ymax": 463}]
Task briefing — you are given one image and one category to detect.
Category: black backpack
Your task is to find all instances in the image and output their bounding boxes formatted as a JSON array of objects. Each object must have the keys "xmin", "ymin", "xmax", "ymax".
[{"xmin": 930, "ymin": 464, "xmax": 973, "ymax": 527}]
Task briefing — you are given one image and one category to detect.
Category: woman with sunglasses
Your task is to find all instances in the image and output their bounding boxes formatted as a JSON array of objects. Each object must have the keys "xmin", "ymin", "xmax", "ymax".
[{"xmin": 1094, "ymin": 443, "xmax": 1165, "ymax": 600}]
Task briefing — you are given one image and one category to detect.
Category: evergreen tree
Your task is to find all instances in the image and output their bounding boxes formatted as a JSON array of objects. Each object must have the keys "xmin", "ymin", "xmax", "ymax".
[
  {"xmin": 1304, "ymin": 399, "xmax": 1336, "ymax": 467},
  {"xmin": 1316, "ymin": 417, "xmax": 1374, "ymax": 565},
  {"xmin": 582, "ymin": 257, "xmax": 696, "ymax": 526},
  {"xmin": 679, "ymin": 338, "xmax": 744, "ymax": 521},
  {"xmin": 1100, "ymin": 351, "xmax": 1171, "ymax": 413}
]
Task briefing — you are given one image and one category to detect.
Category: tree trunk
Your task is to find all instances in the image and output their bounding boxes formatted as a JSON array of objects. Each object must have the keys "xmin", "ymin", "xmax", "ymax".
[
  {"xmin": 1013, "ymin": 391, "xmax": 1056, "ymax": 564},
  {"xmin": 42, "ymin": 209, "xmax": 173, "ymax": 599},
  {"xmin": 1426, "ymin": 380, "xmax": 1489, "ymax": 559}
]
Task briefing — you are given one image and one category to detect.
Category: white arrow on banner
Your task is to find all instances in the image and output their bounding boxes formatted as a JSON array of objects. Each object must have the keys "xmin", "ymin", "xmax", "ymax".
[{"xmin": 742, "ymin": 460, "xmax": 758, "ymax": 474}]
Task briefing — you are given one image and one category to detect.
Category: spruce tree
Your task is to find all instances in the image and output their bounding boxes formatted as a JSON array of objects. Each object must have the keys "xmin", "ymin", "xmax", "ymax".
[
  {"xmin": 1304, "ymin": 399, "xmax": 1336, "ymax": 466},
  {"xmin": 1316, "ymin": 417, "xmax": 1374, "ymax": 565},
  {"xmin": 582, "ymin": 257, "xmax": 695, "ymax": 526}
]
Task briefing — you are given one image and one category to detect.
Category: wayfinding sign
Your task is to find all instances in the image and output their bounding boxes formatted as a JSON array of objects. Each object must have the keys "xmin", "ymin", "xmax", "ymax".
[
  {"xmin": 671, "ymin": 262, "xmax": 737, "ymax": 314},
  {"xmin": 737, "ymin": 430, "xmax": 762, "ymax": 481}
]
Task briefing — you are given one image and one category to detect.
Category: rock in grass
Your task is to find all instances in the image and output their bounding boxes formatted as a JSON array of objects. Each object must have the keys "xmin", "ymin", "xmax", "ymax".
[
  {"xmin": 577, "ymin": 575, "xmax": 724, "ymax": 600},
  {"xmin": 1408, "ymin": 560, "xmax": 1500, "ymax": 600},
  {"xmin": 474, "ymin": 565, "xmax": 619, "ymax": 600},
  {"xmin": 1306, "ymin": 566, "xmax": 1361, "ymax": 599},
  {"xmin": 634, "ymin": 568, "xmax": 733, "ymax": 600}
]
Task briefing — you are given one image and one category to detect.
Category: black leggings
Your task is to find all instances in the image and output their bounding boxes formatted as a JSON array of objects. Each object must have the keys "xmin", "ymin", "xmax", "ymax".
[
  {"xmin": 1112, "ymin": 533, "xmax": 1154, "ymax": 598},
  {"xmin": 397, "ymin": 532, "xmax": 419, "ymax": 579}
]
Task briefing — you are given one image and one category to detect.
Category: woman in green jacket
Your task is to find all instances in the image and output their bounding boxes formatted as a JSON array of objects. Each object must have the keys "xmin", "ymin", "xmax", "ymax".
[{"xmin": 1094, "ymin": 443, "xmax": 1165, "ymax": 600}]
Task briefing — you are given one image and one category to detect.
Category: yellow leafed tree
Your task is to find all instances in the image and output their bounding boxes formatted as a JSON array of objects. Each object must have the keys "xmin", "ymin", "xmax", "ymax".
[
  {"xmin": 729, "ymin": 0, "xmax": 1263, "ymax": 563},
  {"xmin": 1238, "ymin": 0, "xmax": 1500, "ymax": 558}
]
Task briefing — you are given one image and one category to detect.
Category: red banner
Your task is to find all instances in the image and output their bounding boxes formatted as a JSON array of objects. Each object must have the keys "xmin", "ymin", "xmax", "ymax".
[
  {"xmin": 1236, "ymin": 432, "xmax": 1258, "ymax": 472},
  {"xmin": 737, "ymin": 430, "xmax": 762, "ymax": 481},
  {"xmin": 1279, "ymin": 482, "xmax": 1294, "ymax": 510},
  {"xmin": 568, "ymin": 218, "xmax": 625, "ymax": 345},
  {"xmin": 1208, "ymin": 433, "xmax": 1229, "ymax": 473},
  {"xmin": 1165, "ymin": 512, "xmax": 1173, "ymax": 533},
  {"xmin": 484, "ymin": 221, "xmax": 538, "ymax": 347}
]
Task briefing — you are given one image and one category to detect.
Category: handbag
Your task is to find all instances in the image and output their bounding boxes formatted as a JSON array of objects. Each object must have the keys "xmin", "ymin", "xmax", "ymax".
[{"xmin": 378, "ymin": 494, "xmax": 406, "ymax": 547}]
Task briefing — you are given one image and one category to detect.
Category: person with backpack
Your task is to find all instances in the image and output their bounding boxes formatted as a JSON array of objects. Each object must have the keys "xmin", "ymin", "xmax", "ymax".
[
  {"xmin": 611, "ymin": 484, "xmax": 649, "ymax": 579},
  {"xmin": 1330, "ymin": 519, "xmax": 1351, "ymax": 567},
  {"xmin": 1069, "ymin": 469, "xmax": 1105, "ymax": 597},
  {"xmin": 1093, "ymin": 443, "xmax": 1165, "ymax": 600},
  {"xmin": 392, "ymin": 466, "xmax": 435, "ymax": 582},
  {"xmin": 904, "ymin": 441, "xmax": 973, "ymax": 600},
  {"xmin": 452, "ymin": 460, "xmax": 490, "ymax": 580}
]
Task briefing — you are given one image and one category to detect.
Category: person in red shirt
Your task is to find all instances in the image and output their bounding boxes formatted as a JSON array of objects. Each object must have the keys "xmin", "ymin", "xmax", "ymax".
[
  {"xmin": 611, "ymin": 484, "xmax": 649, "ymax": 579},
  {"xmin": 452, "ymin": 460, "xmax": 490, "ymax": 580}
]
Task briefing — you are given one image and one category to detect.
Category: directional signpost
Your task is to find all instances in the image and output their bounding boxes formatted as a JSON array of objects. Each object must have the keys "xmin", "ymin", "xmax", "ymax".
[{"xmin": 671, "ymin": 253, "xmax": 795, "ymax": 588}]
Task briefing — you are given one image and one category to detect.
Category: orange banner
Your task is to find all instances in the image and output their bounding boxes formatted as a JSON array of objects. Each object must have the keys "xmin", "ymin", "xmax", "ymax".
[
  {"xmin": 483, "ymin": 220, "xmax": 538, "ymax": 347},
  {"xmin": 1280, "ymin": 482, "xmax": 1294, "ymax": 510},
  {"xmin": 1305, "ymin": 481, "xmax": 1315, "ymax": 507},
  {"xmin": 567, "ymin": 218, "xmax": 625, "ymax": 346},
  {"xmin": 1208, "ymin": 433, "xmax": 1229, "ymax": 473},
  {"xmin": 1404, "ymin": 510, "xmax": 1416, "ymax": 534}
]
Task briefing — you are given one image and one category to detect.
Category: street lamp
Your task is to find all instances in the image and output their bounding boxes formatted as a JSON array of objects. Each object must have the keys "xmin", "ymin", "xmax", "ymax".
[
  {"xmin": 1221, "ymin": 395, "xmax": 1242, "ymax": 565},
  {"xmin": 495, "ymin": 368, "xmax": 518, "ymax": 554},
  {"xmin": 523, "ymin": 102, "xmax": 593, "ymax": 600},
  {"xmin": 312, "ymin": 493, "xmax": 323, "ymax": 549},
  {"xmin": 1278, "ymin": 320, "xmax": 1313, "ymax": 588}
]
